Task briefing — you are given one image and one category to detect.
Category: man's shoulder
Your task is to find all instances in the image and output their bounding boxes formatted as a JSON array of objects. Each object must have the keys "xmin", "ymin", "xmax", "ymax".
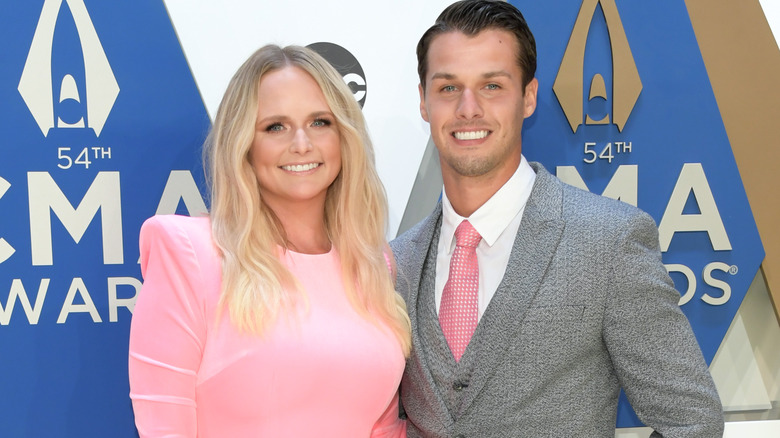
[
  {"xmin": 390, "ymin": 204, "xmax": 441, "ymax": 255},
  {"xmin": 548, "ymin": 182, "xmax": 660, "ymax": 250},
  {"xmin": 562, "ymin": 181, "xmax": 640, "ymax": 213},
  {"xmin": 530, "ymin": 162, "xmax": 656, "ymax": 231},
  {"xmin": 391, "ymin": 219, "xmax": 425, "ymax": 251}
]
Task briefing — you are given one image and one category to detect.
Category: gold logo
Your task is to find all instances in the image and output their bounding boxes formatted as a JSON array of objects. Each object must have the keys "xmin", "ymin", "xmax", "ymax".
[{"xmin": 553, "ymin": 0, "xmax": 641, "ymax": 132}]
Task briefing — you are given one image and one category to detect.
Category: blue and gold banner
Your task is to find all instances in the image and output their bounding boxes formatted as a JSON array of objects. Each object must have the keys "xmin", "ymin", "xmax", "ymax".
[
  {"xmin": 0, "ymin": 1, "xmax": 208, "ymax": 435},
  {"xmin": 513, "ymin": 0, "xmax": 764, "ymax": 427},
  {"xmin": 0, "ymin": 0, "xmax": 774, "ymax": 435}
]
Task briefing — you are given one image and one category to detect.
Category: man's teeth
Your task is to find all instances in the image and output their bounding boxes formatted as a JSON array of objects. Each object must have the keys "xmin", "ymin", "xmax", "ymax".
[
  {"xmin": 454, "ymin": 130, "xmax": 489, "ymax": 140},
  {"xmin": 282, "ymin": 163, "xmax": 320, "ymax": 172}
]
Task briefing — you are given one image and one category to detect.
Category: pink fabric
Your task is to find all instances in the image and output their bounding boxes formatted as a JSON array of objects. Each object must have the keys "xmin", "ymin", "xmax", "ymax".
[
  {"xmin": 129, "ymin": 215, "xmax": 406, "ymax": 437},
  {"xmin": 439, "ymin": 220, "xmax": 482, "ymax": 362}
]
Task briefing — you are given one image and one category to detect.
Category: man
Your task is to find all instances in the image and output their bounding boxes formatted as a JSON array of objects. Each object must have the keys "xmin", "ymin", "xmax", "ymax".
[{"xmin": 390, "ymin": 1, "xmax": 724, "ymax": 437}]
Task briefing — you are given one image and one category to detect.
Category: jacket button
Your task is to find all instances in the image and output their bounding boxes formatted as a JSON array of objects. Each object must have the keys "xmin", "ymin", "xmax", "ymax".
[{"xmin": 452, "ymin": 381, "xmax": 465, "ymax": 390}]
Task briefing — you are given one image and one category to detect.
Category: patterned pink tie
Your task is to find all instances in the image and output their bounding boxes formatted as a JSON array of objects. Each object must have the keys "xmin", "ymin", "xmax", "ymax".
[{"xmin": 440, "ymin": 220, "xmax": 482, "ymax": 362}]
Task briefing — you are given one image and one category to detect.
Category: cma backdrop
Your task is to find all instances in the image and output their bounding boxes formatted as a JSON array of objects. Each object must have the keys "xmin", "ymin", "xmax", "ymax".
[{"xmin": 0, "ymin": 0, "xmax": 776, "ymax": 436}]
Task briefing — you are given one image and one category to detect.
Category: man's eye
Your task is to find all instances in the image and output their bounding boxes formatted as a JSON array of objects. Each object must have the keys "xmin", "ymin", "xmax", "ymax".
[
  {"xmin": 486, "ymin": 83, "xmax": 500, "ymax": 90},
  {"xmin": 441, "ymin": 85, "xmax": 457, "ymax": 92}
]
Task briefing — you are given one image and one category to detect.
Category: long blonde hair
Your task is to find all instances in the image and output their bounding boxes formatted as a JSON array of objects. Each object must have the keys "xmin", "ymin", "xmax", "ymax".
[{"xmin": 204, "ymin": 44, "xmax": 410, "ymax": 356}]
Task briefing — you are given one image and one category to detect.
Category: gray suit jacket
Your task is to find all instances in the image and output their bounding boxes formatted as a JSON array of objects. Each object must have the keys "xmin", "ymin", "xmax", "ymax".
[{"xmin": 390, "ymin": 163, "xmax": 723, "ymax": 437}]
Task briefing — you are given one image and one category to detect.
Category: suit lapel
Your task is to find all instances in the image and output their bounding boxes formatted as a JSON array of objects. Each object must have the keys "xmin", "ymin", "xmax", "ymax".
[
  {"xmin": 402, "ymin": 204, "xmax": 457, "ymax": 427},
  {"xmin": 459, "ymin": 164, "xmax": 565, "ymax": 410}
]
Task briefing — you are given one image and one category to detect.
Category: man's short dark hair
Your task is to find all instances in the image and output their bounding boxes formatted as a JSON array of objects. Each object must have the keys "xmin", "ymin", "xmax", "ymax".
[{"xmin": 417, "ymin": 0, "xmax": 537, "ymax": 91}]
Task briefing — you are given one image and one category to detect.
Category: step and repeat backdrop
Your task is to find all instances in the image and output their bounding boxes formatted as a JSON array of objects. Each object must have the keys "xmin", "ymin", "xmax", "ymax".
[{"xmin": 0, "ymin": 0, "xmax": 775, "ymax": 436}]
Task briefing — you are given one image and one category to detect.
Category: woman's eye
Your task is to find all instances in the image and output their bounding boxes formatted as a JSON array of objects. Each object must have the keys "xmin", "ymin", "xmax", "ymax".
[
  {"xmin": 266, "ymin": 123, "xmax": 284, "ymax": 132},
  {"xmin": 312, "ymin": 118, "xmax": 332, "ymax": 127}
]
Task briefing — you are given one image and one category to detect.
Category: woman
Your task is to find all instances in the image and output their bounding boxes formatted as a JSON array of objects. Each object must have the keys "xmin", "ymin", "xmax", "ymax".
[{"xmin": 128, "ymin": 44, "xmax": 411, "ymax": 437}]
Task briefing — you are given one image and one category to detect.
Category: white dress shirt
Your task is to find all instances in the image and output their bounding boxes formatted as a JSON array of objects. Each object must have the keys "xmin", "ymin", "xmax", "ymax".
[{"xmin": 435, "ymin": 155, "xmax": 536, "ymax": 320}]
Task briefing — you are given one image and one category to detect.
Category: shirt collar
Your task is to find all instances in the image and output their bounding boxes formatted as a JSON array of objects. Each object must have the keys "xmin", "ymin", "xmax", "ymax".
[{"xmin": 441, "ymin": 155, "xmax": 536, "ymax": 253}]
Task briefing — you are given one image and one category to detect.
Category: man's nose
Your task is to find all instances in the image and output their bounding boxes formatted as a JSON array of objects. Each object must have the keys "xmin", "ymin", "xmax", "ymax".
[{"xmin": 456, "ymin": 89, "xmax": 484, "ymax": 119}]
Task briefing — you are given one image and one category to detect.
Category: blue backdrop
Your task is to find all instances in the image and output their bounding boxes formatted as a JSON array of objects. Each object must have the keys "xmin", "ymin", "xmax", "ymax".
[
  {"xmin": 0, "ymin": 1, "xmax": 208, "ymax": 436},
  {"xmin": 514, "ymin": 0, "xmax": 764, "ymax": 427},
  {"xmin": 0, "ymin": 0, "xmax": 766, "ymax": 435}
]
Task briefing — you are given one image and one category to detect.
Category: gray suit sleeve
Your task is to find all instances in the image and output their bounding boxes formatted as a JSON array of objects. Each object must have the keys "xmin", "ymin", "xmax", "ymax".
[{"xmin": 602, "ymin": 211, "xmax": 724, "ymax": 437}]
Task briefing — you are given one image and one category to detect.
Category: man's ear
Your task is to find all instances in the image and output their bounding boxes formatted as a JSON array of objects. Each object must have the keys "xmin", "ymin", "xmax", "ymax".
[
  {"xmin": 523, "ymin": 78, "xmax": 539, "ymax": 119},
  {"xmin": 419, "ymin": 83, "xmax": 429, "ymax": 122}
]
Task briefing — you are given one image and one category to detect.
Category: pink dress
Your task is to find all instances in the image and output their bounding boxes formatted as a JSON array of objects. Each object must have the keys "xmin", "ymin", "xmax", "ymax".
[{"xmin": 128, "ymin": 215, "xmax": 406, "ymax": 437}]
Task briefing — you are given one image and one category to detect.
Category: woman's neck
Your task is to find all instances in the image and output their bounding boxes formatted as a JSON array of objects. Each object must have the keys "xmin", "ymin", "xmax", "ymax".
[{"xmin": 270, "ymin": 202, "xmax": 331, "ymax": 254}]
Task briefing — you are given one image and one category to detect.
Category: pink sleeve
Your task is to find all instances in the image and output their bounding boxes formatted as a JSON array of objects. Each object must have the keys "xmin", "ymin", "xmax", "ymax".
[
  {"xmin": 128, "ymin": 216, "xmax": 209, "ymax": 437},
  {"xmin": 370, "ymin": 391, "xmax": 407, "ymax": 438}
]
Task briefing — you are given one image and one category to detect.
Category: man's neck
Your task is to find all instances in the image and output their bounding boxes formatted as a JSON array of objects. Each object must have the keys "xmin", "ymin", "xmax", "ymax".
[{"xmin": 443, "ymin": 169, "xmax": 514, "ymax": 218}]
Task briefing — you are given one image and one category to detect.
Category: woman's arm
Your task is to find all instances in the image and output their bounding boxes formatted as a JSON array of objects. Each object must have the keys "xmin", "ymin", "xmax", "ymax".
[
  {"xmin": 370, "ymin": 391, "xmax": 407, "ymax": 438},
  {"xmin": 129, "ymin": 216, "xmax": 209, "ymax": 437}
]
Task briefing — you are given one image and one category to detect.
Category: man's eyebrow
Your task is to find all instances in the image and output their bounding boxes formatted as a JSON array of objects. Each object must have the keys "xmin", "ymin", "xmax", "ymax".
[
  {"xmin": 482, "ymin": 70, "xmax": 512, "ymax": 79},
  {"xmin": 430, "ymin": 72, "xmax": 456, "ymax": 81},
  {"xmin": 429, "ymin": 70, "xmax": 513, "ymax": 81}
]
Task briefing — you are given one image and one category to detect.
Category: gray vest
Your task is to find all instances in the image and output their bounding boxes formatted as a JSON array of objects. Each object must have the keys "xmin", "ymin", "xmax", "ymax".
[{"xmin": 417, "ymin": 224, "xmax": 481, "ymax": 420}]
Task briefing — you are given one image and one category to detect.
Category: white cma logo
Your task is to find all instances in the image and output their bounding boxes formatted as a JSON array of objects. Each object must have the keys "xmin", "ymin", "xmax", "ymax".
[{"xmin": 18, "ymin": 0, "xmax": 119, "ymax": 137}]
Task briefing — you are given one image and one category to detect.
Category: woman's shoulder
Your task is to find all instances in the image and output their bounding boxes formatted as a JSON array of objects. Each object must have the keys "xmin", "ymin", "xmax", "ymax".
[
  {"xmin": 141, "ymin": 214, "xmax": 213, "ymax": 248},
  {"xmin": 141, "ymin": 214, "xmax": 211, "ymax": 237},
  {"xmin": 139, "ymin": 214, "xmax": 218, "ymax": 273}
]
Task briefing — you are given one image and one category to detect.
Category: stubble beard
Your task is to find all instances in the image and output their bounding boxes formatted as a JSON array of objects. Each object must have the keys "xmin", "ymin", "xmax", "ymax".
[{"xmin": 442, "ymin": 151, "xmax": 503, "ymax": 179}]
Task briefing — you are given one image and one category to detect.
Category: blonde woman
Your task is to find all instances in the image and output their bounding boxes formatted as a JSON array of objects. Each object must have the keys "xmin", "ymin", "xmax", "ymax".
[{"xmin": 128, "ymin": 44, "xmax": 411, "ymax": 437}]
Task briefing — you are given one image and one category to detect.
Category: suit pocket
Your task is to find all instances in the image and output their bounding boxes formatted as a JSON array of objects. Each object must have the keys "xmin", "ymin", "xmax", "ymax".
[
  {"xmin": 516, "ymin": 304, "xmax": 600, "ymax": 370},
  {"xmin": 518, "ymin": 304, "xmax": 597, "ymax": 352}
]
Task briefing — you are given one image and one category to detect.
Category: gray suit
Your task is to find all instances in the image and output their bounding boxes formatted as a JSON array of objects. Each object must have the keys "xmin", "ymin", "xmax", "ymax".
[{"xmin": 391, "ymin": 163, "xmax": 723, "ymax": 437}]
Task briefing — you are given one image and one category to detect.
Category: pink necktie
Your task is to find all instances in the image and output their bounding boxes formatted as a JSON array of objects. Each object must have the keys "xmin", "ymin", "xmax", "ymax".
[{"xmin": 440, "ymin": 220, "xmax": 482, "ymax": 362}]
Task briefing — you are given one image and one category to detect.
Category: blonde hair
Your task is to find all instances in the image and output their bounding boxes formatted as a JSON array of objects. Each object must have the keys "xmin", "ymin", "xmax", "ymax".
[{"xmin": 204, "ymin": 44, "xmax": 410, "ymax": 356}]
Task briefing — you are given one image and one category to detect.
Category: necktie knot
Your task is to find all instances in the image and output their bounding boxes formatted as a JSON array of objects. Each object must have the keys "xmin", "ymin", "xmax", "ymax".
[{"xmin": 455, "ymin": 220, "xmax": 482, "ymax": 249}]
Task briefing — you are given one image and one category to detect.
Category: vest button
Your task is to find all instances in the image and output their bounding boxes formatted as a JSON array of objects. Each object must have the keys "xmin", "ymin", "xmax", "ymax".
[{"xmin": 452, "ymin": 381, "xmax": 466, "ymax": 390}]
